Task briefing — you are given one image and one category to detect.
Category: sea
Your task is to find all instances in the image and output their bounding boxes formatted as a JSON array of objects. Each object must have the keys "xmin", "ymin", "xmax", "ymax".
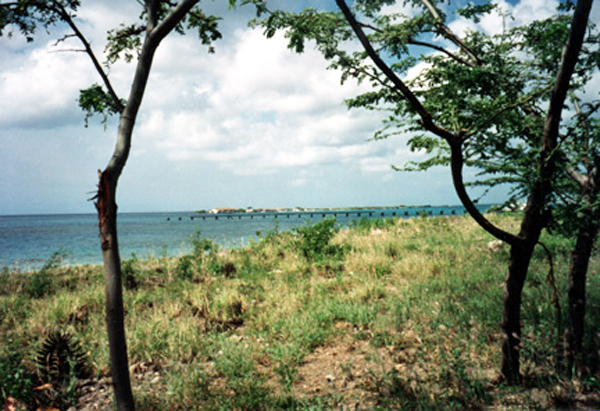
[{"xmin": 0, "ymin": 205, "xmax": 494, "ymax": 271}]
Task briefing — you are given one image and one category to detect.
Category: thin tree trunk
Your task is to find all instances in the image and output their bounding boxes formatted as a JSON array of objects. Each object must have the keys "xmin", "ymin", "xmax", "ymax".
[
  {"xmin": 96, "ymin": 170, "xmax": 135, "ymax": 410},
  {"xmin": 564, "ymin": 212, "xmax": 598, "ymax": 374},
  {"xmin": 93, "ymin": 3, "xmax": 200, "ymax": 409},
  {"xmin": 501, "ymin": 242, "xmax": 536, "ymax": 383}
]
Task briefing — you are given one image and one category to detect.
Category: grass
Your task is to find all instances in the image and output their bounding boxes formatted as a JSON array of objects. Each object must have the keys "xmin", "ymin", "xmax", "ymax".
[{"xmin": 1, "ymin": 213, "xmax": 599, "ymax": 410}]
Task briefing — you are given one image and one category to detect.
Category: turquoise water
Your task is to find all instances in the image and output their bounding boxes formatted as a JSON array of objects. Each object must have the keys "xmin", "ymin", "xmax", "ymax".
[{"xmin": 0, "ymin": 205, "xmax": 491, "ymax": 270}]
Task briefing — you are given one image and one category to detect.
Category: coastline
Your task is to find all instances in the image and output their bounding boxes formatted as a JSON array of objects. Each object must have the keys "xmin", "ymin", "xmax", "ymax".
[{"xmin": 1, "ymin": 205, "xmax": 497, "ymax": 271}]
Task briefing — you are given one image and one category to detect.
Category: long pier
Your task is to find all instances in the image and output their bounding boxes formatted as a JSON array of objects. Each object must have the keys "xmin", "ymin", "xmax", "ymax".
[{"xmin": 166, "ymin": 207, "xmax": 475, "ymax": 222}]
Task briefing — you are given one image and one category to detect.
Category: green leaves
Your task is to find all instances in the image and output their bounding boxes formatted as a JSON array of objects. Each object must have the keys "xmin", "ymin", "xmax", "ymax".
[
  {"xmin": 293, "ymin": 218, "xmax": 343, "ymax": 262},
  {"xmin": 105, "ymin": 23, "xmax": 145, "ymax": 64},
  {"xmin": 456, "ymin": 2, "xmax": 497, "ymax": 23},
  {"xmin": 187, "ymin": 8, "xmax": 222, "ymax": 53},
  {"xmin": 0, "ymin": 0, "xmax": 80, "ymax": 41},
  {"xmin": 78, "ymin": 84, "xmax": 124, "ymax": 127}
]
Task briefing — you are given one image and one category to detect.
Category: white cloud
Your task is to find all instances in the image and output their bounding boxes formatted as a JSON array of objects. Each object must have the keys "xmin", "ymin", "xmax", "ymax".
[
  {"xmin": 448, "ymin": 0, "xmax": 560, "ymax": 37},
  {"xmin": 133, "ymin": 28, "xmax": 389, "ymax": 178},
  {"xmin": 0, "ymin": 40, "xmax": 94, "ymax": 128},
  {"xmin": 4, "ymin": 0, "xmax": 536, "ymax": 214}
]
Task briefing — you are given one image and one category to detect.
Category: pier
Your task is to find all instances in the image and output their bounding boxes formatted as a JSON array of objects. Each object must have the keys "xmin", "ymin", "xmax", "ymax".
[{"xmin": 165, "ymin": 207, "xmax": 475, "ymax": 222}]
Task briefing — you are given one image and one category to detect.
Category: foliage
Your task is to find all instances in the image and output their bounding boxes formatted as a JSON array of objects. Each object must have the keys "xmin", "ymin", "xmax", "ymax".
[
  {"xmin": 78, "ymin": 84, "xmax": 125, "ymax": 127},
  {"xmin": 246, "ymin": 0, "xmax": 599, "ymax": 225},
  {"xmin": 23, "ymin": 250, "xmax": 68, "ymax": 299},
  {"xmin": 292, "ymin": 218, "xmax": 343, "ymax": 261},
  {"xmin": 0, "ymin": 1, "xmax": 80, "ymax": 42},
  {"xmin": 190, "ymin": 228, "xmax": 220, "ymax": 256},
  {"xmin": 348, "ymin": 216, "xmax": 396, "ymax": 233},
  {"xmin": 0, "ymin": 347, "xmax": 34, "ymax": 404},
  {"xmin": 122, "ymin": 254, "xmax": 140, "ymax": 290}
]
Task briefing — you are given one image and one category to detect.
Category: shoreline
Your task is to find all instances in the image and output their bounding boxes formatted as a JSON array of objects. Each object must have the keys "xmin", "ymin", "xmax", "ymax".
[{"xmin": 1, "ymin": 205, "xmax": 500, "ymax": 271}]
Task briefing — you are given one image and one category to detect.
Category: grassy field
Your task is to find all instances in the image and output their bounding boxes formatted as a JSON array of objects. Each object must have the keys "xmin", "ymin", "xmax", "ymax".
[{"xmin": 1, "ymin": 214, "xmax": 599, "ymax": 410}]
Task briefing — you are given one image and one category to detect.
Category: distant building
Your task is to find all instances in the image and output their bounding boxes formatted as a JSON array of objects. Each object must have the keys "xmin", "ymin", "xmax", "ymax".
[{"xmin": 208, "ymin": 208, "xmax": 239, "ymax": 214}]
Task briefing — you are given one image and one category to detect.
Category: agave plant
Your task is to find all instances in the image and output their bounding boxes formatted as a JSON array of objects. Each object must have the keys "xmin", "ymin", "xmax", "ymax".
[{"xmin": 35, "ymin": 330, "xmax": 89, "ymax": 387}]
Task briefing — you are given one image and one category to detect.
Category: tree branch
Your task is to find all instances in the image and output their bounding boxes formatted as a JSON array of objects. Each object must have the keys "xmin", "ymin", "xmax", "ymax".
[
  {"xmin": 48, "ymin": 1, "xmax": 124, "ymax": 113},
  {"xmin": 463, "ymin": 83, "xmax": 553, "ymax": 141},
  {"xmin": 358, "ymin": 21, "xmax": 476, "ymax": 67},
  {"xmin": 448, "ymin": 140, "xmax": 522, "ymax": 245},
  {"xmin": 417, "ymin": 0, "xmax": 484, "ymax": 66},
  {"xmin": 541, "ymin": 0, "xmax": 593, "ymax": 160},
  {"xmin": 149, "ymin": 0, "xmax": 199, "ymax": 44},
  {"xmin": 408, "ymin": 39, "xmax": 475, "ymax": 67},
  {"xmin": 336, "ymin": 0, "xmax": 454, "ymax": 141},
  {"xmin": 571, "ymin": 97, "xmax": 593, "ymax": 172},
  {"xmin": 566, "ymin": 166, "xmax": 589, "ymax": 188},
  {"xmin": 52, "ymin": 33, "xmax": 77, "ymax": 46},
  {"xmin": 338, "ymin": 0, "xmax": 518, "ymax": 245},
  {"xmin": 145, "ymin": 0, "xmax": 159, "ymax": 32}
]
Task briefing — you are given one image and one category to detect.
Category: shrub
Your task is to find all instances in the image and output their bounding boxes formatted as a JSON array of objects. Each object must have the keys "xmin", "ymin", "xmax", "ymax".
[
  {"xmin": 293, "ymin": 218, "xmax": 343, "ymax": 262},
  {"xmin": 24, "ymin": 250, "xmax": 67, "ymax": 298},
  {"xmin": 122, "ymin": 254, "xmax": 139, "ymax": 290},
  {"xmin": 348, "ymin": 216, "xmax": 396, "ymax": 233},
  {"xmin": 189, "ymin": 229, "xmax": 220, "ymax": 256},
  {"xmin": 175, "ymin": 255, "xmax": 196, "ymax": 281},
  {"xmin": 0, "ymin": 349, "xmax": 34, "ymax": 404}
]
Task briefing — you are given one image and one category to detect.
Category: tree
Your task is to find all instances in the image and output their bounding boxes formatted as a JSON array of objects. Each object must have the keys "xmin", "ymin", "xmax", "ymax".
[
  {"xmin": 250, "ymin": 0, "xmax": 596, "ymax": 383},
  {"xmin": 555, "ymin": 98, "xmax": 600, "ymax": 374},
  {"xmin": 1, "ymin": 1, "xmax": 222, "ymax": 409}
]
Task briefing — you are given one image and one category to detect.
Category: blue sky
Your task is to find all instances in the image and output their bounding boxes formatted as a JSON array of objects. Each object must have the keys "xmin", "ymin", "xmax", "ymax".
[{"xmin": 1, "ymin": 0, "xmax": 597, "ymax": 215}]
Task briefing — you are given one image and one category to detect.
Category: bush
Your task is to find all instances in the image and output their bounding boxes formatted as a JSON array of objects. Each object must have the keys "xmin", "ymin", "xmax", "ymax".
[
  {"xmin": 23, "ymin": 250, "xmax": 67, "ymax": 298},
  {"xmin": 293, "ymin": 218, "xmax": 343, "ymax": 262},
  {"xmin": 189, "ymin": 229, "xmax": 219, "ymax": 256},
  {"xmin": 176, "ymin": 255, "xmax": 196, "ymax": 281},
  {"xmin": 122, "ymin": 254, "xmax": 139, "ymax": 290},
  {"xmin": 0, "ymin": 349, "xmax": 34, "ymax": 404}
]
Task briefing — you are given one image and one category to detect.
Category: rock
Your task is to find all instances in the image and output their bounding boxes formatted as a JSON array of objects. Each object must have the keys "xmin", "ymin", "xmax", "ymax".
[{"xmin": 487, "ymin": 240, "xmax": 504, "ymax": 252}]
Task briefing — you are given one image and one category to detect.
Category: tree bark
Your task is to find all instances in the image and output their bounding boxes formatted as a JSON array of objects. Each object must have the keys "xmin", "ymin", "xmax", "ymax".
[
  {"xmin": 96, "ymin": 170, "xmax": 135, "ymax": 410},
  {"xmin": 501, "ymin": 240, "xmax": 537, "ymax": 383},
  {"xmin": 564, "ymin": 205, "xmax": 599, "ymax": 374}
]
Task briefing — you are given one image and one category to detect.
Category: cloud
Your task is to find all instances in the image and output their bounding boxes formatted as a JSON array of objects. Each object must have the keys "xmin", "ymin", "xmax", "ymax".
[
  {"xmin": 4, "ymin": 0, "xmax": 550, "ymax": 214},
  {"xmin": 448, "ymin": 0, "xmax": 560, "ymax": 37},
  {"xmin": 0, "ymin": 40, "xmax": 95, "ymax": 129},
  {"xmin": 134, "ymin": 29, "xmax": 388, "ymax": 178}
]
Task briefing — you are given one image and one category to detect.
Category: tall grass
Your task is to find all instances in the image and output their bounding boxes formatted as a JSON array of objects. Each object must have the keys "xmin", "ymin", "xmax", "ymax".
[{"xmin": 1, "ymin": 214, "xmax": 598, "ymax": 410}]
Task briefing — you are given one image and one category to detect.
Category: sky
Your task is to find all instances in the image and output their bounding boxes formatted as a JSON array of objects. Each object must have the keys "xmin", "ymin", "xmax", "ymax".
[{"xmin": 1, "ymin": 0, "xmax": 598, "ymax": 215}]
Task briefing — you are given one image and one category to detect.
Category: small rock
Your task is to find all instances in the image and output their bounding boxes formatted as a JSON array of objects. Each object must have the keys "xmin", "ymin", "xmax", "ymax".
[
  {"xmin": 487, "ymin": 240, "xmax": 504, "ymax": 252},
  {"xmin": 325, "ymin": 374, "xmax": 336, "ymax": 382}
]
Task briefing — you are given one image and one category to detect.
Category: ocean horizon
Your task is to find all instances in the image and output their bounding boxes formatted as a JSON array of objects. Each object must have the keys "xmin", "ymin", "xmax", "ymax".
[{"xmin": 0, "ymin": 204, "xmax": 495, "ymax": 270}]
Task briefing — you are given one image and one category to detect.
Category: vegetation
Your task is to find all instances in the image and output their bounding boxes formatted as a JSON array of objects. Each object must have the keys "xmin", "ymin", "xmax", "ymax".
[
  {"xmin": 248, "ymin": 0, "xmax": 598, "ymax": 383},
  {"xmin": 1, "ymin": 2, "xmax": 224, "ymax": 408},
  {"xmin": 2, "ymin": 215, "xmax": 599, "ymax": 410}
]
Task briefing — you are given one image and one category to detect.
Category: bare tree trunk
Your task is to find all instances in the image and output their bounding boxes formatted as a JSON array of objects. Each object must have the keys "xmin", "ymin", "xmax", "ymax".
[
  {"xmin": 564, "ymin": 212, "xmax": 598, "ymax": 374},
  {"xmin": 501, "ymin": 242, "xmax": 536, "ymax": 383},
  {"xmin": 96, "ymin": 170, "xmax": 135, "ymax": 410}
]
